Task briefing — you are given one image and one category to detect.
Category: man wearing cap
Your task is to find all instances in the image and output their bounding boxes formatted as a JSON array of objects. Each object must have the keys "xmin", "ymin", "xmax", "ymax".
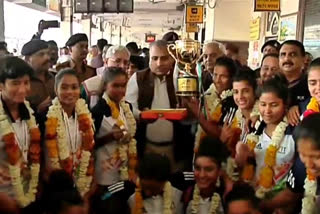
[
  {"xmin": 22, "ymin": 39, "xmax": 55, "ymax": 113},
  {"xmin": 66, "ymin": 33, "xmax": 96, "ymax": 82},
  {"xmin": 261, "ymin": 40, "xmax": 280, "ymax": 56},
  {"xmin": 82, "ymin": 45, "xmax": 130, "ymax": 108}
]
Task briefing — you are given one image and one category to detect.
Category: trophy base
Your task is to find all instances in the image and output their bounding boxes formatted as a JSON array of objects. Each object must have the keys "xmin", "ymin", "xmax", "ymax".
[
  {"xmin": 176, "ymin": 91, "xmax": 199, "ymax": 97},
  {"xmin": 176, "ymin": 76, "xmax": 198, "ymax": 97}
]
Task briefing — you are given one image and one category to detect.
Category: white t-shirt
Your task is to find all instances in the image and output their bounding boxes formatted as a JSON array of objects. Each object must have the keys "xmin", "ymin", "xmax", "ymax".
[
  {"xmin": 125, "ymin": 72, "xmax": 174, "ymax": 143},
  {"xmin": 186, "ymin": 196, "xmax": 224, "ymax": 214},
  {"xmin": 254, "ymin": 130, "xmax": 295, "ymax": 183},
  {"xmin": 128, "ymin": 186, "xmax": 183, "ymax": 214},
  {"xmin": 95, "ymin": 106, "xmax": 128, "ymax": 185}
]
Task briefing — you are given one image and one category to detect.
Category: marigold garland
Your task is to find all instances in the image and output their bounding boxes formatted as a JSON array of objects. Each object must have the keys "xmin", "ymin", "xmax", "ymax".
[
  {"xmin": 191, "ymin": 184, "xmax": 221, "ymax": 214},
  {"xmin": 241, "ymin": 134, "xmax": 259, "ymax": 182},
  {"xmin": 301, "ymin": 169, "xmax": 317, "ymax": 214},
  {"xmin": 256, "ymin": 117, "xmax": 288, "ymax": 199},
  {"xmin": 194, "ymin": 84, "xmax": 233, "ymax": 152},
  {"xmin": 306, "ymin": 97, "xmax": 320, "ymax": 112},
  {"xmin": 133, "ymin": 181, "xmax": 173, "ymax": 214},
  {"xmin": 45, "ymin": 97, "xmax": 95, "ymax": 195},
  {"xmin": 102, "ymin": 93, "xmax": 137, "ymax": 181},
  {"xmin": 0, "ymin": 96, "xmax": 41, "ymax": 207}
]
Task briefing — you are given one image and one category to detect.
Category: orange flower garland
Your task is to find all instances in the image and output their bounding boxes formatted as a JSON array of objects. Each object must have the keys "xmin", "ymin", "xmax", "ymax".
[
  {"xmin": 241, "ymin": 135, "xmax": 258, "ymax": 182},
  {"xmin": 194, "ymin": 84, "xmax": 233, "ymax": 153},
  {"xmin": 256, "ymin": 117, "xmax": 288, "ymax": 198},
  {"xmin": 45, "ymin": 98, "xmax": 95, "ymax": 195},
  {"xmin": 306, "ymin": 97, "xmax": 320, "ymax": 112},
  {"xmin": 0, "ymin": 98, "xmax": 41, "ymax": 207}
]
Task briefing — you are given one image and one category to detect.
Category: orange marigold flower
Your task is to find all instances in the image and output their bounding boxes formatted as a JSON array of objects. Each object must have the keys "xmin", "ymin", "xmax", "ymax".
[
  {"xmin": 259, "ymin": 167, "xmax": 274, "ymax": 188},
  {"xmin": 307, "ymin": 169, "xmax": 316, "ymax": 181},
  {"xmin": 46, "ymin": 118, "xmax": 58, "ymax": 139},
  {"xmin": 6, "ymin": 146, "xmax": 20, "ymax": 165},
  {"xmin": 265, "ymin": 145, "xmax": 277, "ymax": 166},
  {"xmin": 30, "ymin": 128, "xmax": 41, "ymax": 142},
  {"xmin": 46, "ymin": 139, "xmax": 58, "ymax": 158},
  {"xmin": 247, "ymin": 139, "xmax": 257, "ymax": 151},
  {"xmin": 29, "ymin": 143, "xmax": 41, "ymax": 163},
  {"xmin": 241, "ymin": 164, "xmax": 255, "ymax": 181},
  {"xmin": 61, "ymin": 158, "xmax": 73, "ymax": 175},
  {"xmin": 86, "ymin": 158, "xmax": 95, "ymax": 176},
  {"xmin": 3, "ymin": 133, "xmax": 16, "ymax": 146},
  {"xmin": 81, "ymin": 131, "xmax": 94, "ymax": 151},
  {"xmin": 211, "ymin": 105, "xmax": 222, "ymax": 122},
  {"xmin": 78, "ymin": 114, "xmax": 91, "ymax": 131}
]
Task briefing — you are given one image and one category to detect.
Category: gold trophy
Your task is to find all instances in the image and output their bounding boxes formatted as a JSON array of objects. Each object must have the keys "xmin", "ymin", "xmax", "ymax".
[{"xmin": 168, "ymin": 37, "xmax": 201, "ymax": 97}]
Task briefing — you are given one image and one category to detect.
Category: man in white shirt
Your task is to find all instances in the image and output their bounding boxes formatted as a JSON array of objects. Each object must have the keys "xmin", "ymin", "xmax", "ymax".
[
  {"xmin": 82, "ymin": 45, "xmax": 130, "ymax": 108},
  {"xmin": 126, "ymin": 40, "xmax": 180, "ymax": 169}
]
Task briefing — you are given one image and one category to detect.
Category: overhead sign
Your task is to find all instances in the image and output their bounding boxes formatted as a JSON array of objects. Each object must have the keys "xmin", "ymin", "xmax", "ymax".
[
  {"xmin": 250, "ymin": 17, "xmax": 261, "ymax": 41},
  {"xmin": 186, "ymin": 5, "xmax": 203, "ymax": 23},
  {"xmin": 145, "ymin": 34, "xmax": 156, "ymax": 43},
  {"xmin": 186, "ymin": 23, "xmax": 198, "ymax": 33},
  {"xmin": 254, "ymin": 0, "xmax": 280, "ymax": 11}
]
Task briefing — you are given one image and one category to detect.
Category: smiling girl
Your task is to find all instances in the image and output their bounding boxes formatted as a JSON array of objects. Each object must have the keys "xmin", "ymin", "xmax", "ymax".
[
  {"xmin": 236, "ymin": 76, "xmax": 295, "ymax": 200},
  {"xmin": 0, "ymin": 57, "xmax": 41, "ymax": 208},
  {"xmin": 91, "ymin": 67, "xmax": 137, "ymax": 187},
  {"xmin": 45, "ymin": 69, "xmax": 95, "ymax": 196}
]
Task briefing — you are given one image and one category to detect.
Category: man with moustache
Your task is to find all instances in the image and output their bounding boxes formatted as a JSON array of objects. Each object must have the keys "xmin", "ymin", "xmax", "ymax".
[
  {"xmin": 126, "ymin": 40, "xmax": 193, "ymax": 171},
  {"xmin": 22, "ymin": 39, "xmax": 55, "ymax": 113},
  {"xmin": 279, "ymin": 40, "xmax": 310, "ymax": 126},
  {"xmin": 66, "ymin": 33, "xmax": 96, "ymax": 83}
]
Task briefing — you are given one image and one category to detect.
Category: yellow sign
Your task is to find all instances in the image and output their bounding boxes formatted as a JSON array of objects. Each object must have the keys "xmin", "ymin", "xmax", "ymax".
[
  {"xmin": 186, "ymin": 5, "xmax": 203, "ymax": 23},
  {"xmin": 186, "ymin": 23, "xmax": 198, "ymax": 33},
  {"xmin": 254, "ymin": 0, "xmax": 280, "ymax": 11},
  {"xmin": 49, "ymin": 0, "xmax": 60, "ymax": 12},
  {"xmin": 250, "ymin": 17, "xmax": 261, "ymax": 41}
]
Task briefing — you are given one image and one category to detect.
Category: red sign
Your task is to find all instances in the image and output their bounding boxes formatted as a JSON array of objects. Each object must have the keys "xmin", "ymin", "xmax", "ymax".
[{"xmin": 145, "ymin": 34, "xmax": 156, "ymax": 43}]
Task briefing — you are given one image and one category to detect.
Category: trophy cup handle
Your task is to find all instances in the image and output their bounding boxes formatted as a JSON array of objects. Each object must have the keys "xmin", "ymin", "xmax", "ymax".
[{"xmin": 167, "ymin": 44, "xmax": 178, "ymax": 61}]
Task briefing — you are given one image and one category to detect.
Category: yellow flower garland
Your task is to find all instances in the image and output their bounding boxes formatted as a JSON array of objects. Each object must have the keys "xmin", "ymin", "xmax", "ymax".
[
  {"xmin": 256, "ymin": 117, "xmax": 288, "ymax": 198},
  {"xmin": 0, "ymin": 97, "xmax": 40, "ymax": 207},
  {"xmin": 194, "ymin": 84, "xmax": 233, "ymax": 152},
  {"xmin": 45, "ymin": 97, "xmax": 95, "ymax": 196},
  {"xmin": 191, "ymin": 184, "xmax": 221, "ymax": 214},
  {"xmin": 306, "ymin": 97, "xmax": 320, "ymax": 112},
  {"xmin": 133, "ymin": 181, "xmax": 173, "ymax": 214},
  {"xmin": 102, "ymin": 93, "xmax": 137, "ymax": 181}
]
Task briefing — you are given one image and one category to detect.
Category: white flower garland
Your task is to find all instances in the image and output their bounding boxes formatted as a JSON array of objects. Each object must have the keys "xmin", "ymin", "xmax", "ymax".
[
  {"xmin": 194, "ymin": 84, "xmax": 233, "ymax": 151},
  {"xmin": 301, "ymin": 177, "xmax": 317, "ymax": 214},
  {"xmin": 255, "ymin": 117, "xmax": 289, "ymax": 199},
  {"xmin": 191, "ymin": 184, "xmax": 221, "ymax": 214},
  {"xmin": 47, "ymin": 97, "xmax": 94, "ymax": 195},
  {"xmin": 102, "ymin": 93, "xmax": 137, "ymax": 180},
  {"xmin": 0, "ymin": 98, "xmax": 40, "ymax": 207},
  {"xmin": 249, "ymin": 100, "xmax": 260, "ymax": 118}
]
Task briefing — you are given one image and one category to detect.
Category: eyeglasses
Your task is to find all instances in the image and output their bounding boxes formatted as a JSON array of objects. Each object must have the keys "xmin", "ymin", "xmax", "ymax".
[{"xmin": 108, "ymin": 57, "xmax": 129, "ymax": 67}]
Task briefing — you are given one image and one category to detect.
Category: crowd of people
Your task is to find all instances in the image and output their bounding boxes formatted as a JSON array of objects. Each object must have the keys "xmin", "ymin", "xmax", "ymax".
[{"xmin": 0, "ymin": 30, "xmax": 319, "ymax": 214}]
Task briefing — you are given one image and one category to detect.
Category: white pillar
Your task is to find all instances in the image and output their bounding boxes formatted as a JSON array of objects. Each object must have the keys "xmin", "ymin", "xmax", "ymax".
[{"xmin": 0, "ymin": 0, "xmax": 5, "ymax": 41}]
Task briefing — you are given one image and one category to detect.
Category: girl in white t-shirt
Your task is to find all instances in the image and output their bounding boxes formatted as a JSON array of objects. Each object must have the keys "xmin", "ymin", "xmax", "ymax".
[
  {"xmin": 91, "ymin": 67, "xmax": 137, "ymax": 186},
  {"xmin": 237, "ymin": 76, "xmax": 295, "ymax": 199}
]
